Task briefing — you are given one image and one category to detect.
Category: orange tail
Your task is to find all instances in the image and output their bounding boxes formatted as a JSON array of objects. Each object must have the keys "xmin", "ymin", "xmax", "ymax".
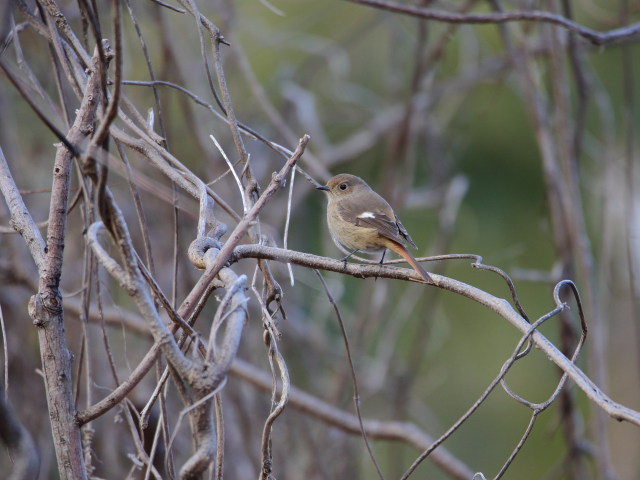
[{"xmin": 386, "ymin": 241, "xmax": 432, "ymax": 283}]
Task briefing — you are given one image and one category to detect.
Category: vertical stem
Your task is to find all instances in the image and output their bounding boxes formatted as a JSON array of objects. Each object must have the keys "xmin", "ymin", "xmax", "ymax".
[
  {"xmin": 24, "ymin": 32, "xmax": 110, "ymax": 480},
  {"xmin": 29, "ymin": 143, "xmax": 86, "ymax": 479}
]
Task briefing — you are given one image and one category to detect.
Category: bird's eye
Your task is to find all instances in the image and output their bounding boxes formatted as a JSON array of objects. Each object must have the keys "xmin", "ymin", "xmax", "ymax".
[{"xmin": 339, "ymin": 183, "xmax": 348, "ymax": 190}]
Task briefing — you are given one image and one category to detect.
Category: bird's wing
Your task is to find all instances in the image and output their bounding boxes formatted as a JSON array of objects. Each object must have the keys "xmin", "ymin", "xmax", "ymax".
[
  {"xmin": 337, "ymin": 202, "xmax": 405, "ymax": 245},
  {"xmin": 396, "ymin": 217, "xmax": 417, "ymax": 249}
]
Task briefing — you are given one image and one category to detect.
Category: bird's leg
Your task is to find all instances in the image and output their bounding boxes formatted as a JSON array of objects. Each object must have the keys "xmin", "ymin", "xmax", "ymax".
[
  {"xmin": 375, "ymin": 250, "xmax": 387, "ymax": 282},
  {"xmin": 339, "ymin": 249, "xmax": 359, "ymax": 269}
]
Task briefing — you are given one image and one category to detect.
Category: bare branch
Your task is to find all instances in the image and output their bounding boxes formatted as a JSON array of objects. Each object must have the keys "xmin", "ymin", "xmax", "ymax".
[
  {"xmin": 347, "ymin": 0, "xmax": 640, "ymax": 45},
  {"xmin": 0, "ymin": 148, "xmax": 46, "ymax": 272},
  {"xmin": 232, "ymin": 244, "xmax": 640, "ymax": 427}
]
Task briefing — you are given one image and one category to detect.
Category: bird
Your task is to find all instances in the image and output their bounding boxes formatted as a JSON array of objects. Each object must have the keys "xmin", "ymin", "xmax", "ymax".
[{"xmin": 317, "ymin": 173, "xmax": 431, "ymax": 283}]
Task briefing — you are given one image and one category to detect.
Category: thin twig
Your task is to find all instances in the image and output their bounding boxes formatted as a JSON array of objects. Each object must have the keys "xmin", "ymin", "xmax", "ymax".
[
  {"xmin": 210, "ymin": 134, "xmax": 248, "ymax": 213},
  {"xmin": 314, "ymin": 269, "xmax": 385, "ymax": 480},
  {"xmin": 283, "ymin": 166, "xmax": 297, "ymax": 286},
  {"xmin": 0, "ymin": 305, "xmax": 7, "ymax": 400},
  {"xmin": 346, "ymin": 0, "xmax": 640, "ymax": 45},
  {"xmin": 400, "ymin": 292, "xmax": 571, "ymax": 479}
]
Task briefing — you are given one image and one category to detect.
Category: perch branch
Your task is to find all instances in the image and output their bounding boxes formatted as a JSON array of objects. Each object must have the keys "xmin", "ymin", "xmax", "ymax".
[{"xmin": 231, "ymin": 244, "xmax": 640, "ymax": 426}]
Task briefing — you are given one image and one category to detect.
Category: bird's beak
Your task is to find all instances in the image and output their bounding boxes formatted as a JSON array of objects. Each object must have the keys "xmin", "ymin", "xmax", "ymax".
[{"xmin": 316, "ymin": 185, "xmax": 329, "ymax": 191}]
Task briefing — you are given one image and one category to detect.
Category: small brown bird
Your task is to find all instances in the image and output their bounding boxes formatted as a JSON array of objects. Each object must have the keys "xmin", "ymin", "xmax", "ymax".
[{"xmin": 317, "ymin": 174, "xmax": 431, "ymax": 283}]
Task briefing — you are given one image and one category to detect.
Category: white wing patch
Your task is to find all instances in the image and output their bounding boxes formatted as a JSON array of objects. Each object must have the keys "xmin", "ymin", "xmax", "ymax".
[{"xmin": 357, "ymin": 211, "xmax": 376, "ymax": 219}]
